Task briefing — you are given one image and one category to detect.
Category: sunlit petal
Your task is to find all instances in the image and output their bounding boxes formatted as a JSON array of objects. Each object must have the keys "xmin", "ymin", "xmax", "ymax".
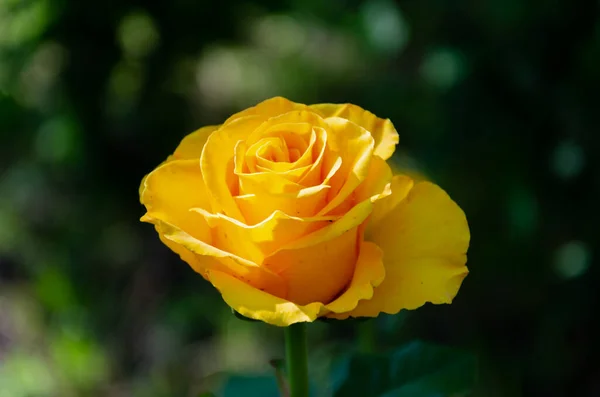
[
  {"xmin": 346, "ymin": 181, "xmax": 470, "ymax": 317},
  {"xmin": 310, "ymin": 103, "xmax": 399, "ymax": 159}
]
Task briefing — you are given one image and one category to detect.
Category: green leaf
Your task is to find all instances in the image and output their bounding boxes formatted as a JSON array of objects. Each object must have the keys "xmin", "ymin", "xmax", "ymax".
[
  {"xmin": 381, "ymin": 341, "xmax": 477, "ymax": 397},
  {"xmin": 332, "ymin": 353, "xmax": 392, "ymax": 396},
  {"xmin": 332, "ymin": 341, "xmax": 476, "ymax": 397}
]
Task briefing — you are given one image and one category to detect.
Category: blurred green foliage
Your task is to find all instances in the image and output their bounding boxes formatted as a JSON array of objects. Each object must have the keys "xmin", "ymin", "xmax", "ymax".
[
  {"xmin": 333, "ymin": 341, "xmax": 476, "ymax": 397},
  {"xmin": 0, "ymin": 0, "xmax": 599, "ymax": 396}
]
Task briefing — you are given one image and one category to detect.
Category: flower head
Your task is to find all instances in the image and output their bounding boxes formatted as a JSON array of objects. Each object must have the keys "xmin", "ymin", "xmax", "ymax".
[{"xmin": 140, "ymin": 97, "xmax": 470, "ymax": 326}]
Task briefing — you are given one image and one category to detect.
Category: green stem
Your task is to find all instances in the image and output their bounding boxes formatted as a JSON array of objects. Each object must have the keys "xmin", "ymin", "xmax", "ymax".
[{"xmin": 285, "ymin": 323, "xmax": 309, "ymax": 397}]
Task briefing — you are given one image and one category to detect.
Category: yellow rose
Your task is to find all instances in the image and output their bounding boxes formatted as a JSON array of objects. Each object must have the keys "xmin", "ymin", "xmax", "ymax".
[{"xmin": 139, "ymin": 97, "xmax": 470, "ymax": 326}]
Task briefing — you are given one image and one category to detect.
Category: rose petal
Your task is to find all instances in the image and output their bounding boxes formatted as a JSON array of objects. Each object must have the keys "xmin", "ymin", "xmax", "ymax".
[
  {"xmin": 201, "ymin": 116, "xmax": 264, "ymax": 221},
  {"xmin": 252, "ymin": 137, "xmax": 291, "ymax": 169},
  {"xmin": 207, "ymin": 269, "xmax": 324, "ymax": 326},
  {"xmin": 325, "ymin": 242, "xmax": 386, "ymax": 314},
  {"xmin": 355, "ymin": 155, "xmax": 394, "ymax": 202},
  {"xmin": 238, "ymin": 168, "xmax": 305, "ymax": 195},
  {"xmin": 342, "ymin": 181, "xmax": 470, "ymax": 317},
  {"xmin": 253, "ymin": 128, "xmax": 317, "ymax": 174},
  {"xmin": 241, "ymin": 110, "xmax": 328, "ymax": 183},
  {"xmin": 224, "ymin": 97, "xmax": 309, "ymax": 126},
  {"xmin": 140, "ymin": 159, "xmax": 211, "ymax": 242},
  {"xmin": 159, "ymin": 219, "xmax": 287, "ymax": 298},
  {"xmin": 278, "ymin": 198, "xmax": 372, "ymax": 251},
  {"xmin": 156, "ymin": 233, "xmax": 216, "ymax": 280},
  {"xmin": 205, "ymin": 240, "xmax": 386, "ymax": 326},
  {"xmin": 255, "ymin": 162, "xmax": 312, "ymax": 180},
  {"xmin": 297, "ymin": 126, "xmax": 328, "ymax": 187},
  {"xmin": 191, "ymin": 208, "xmax": 336, "ymax": 263},
  {"xmin": 245, "ymin": 109, "xmax": 328, "ymax": 143},
  {"xmin": 234, "ymin": 185, "xmax": 331, "ymax": 224},
  {"xmin": 255, "ymin": 197, "xmax": 375, "ymax": 304},
  {"xmin": 367, "ymin": 174, "xmax": 413, "ymax": 232},
  {"xmin": 171, "ymin": 125, "xmax": 220, "ymax": 160},
  {"xmin": 310, "ymin": 103, "xmax": 399, "ymax": 160},
  {"xmin": 234, "ymin": 141, "xmax": 342, "ymax": 222},
  {"xmin": 317, "ymin": 117, "xmax": 374, "ymax": 216},
  {"xmin": 263, "ymin": 227, "xmax": 358, "ymax": 305}
]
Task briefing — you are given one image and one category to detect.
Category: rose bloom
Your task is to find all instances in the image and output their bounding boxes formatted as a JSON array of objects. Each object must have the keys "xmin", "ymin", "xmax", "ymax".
[{"xmin": 139, "ymin": 97, "xmax": 470, "ymax": 326}]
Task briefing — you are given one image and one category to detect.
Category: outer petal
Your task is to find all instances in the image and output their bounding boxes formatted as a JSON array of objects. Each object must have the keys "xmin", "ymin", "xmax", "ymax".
[
  {"xmin": 206, "ymin": 241, "xmax": 386, "ymax": 326},
  {"xmin": 170, "ymin": 125, "xmax": 220, "ymax": 161},
  {"xmin": 264, "ymin": 227, "xmax": 359, "ymax": 305},
  {"xmin": 158, "ymin": 219, "xmax": 287, "ymax": 298},
  {"xmin": 345, "ymin": 181, "xmax": 470, "ymax": 317},
  {"xmin": 207, "ymin": 269, "xmax": 324, "ymax": 326},
  {"xmin": 223, "ymin": 96, "xmax": 309, "ymax": 125},
  {"xmin": 259, "ymin": 198, "xmax": 374, "ymax": 305},
  {"xmin": 139, "ymin": 160, "xmax": 241, "ymax": 284},
  {"xmin": 140, "ymin": 159, "xmax": 287, "ymax": 297},
  {"xmin": 200, "ymin": 116, "xmax": 264, "ymax": 221},
  {"xmin": 310, "ymin": 103, "xmax": 399, "ymax": 160},
  {"xmin": 157, "ymin": 233, "xmax": 215, "ymax": 279},
  {"xmin": 325, "ymin": 242, "xmax": 385, "ymax": 314},
  {"xmin": 140, "ymin": 159, "xmax": 211, "ymax": 242}
]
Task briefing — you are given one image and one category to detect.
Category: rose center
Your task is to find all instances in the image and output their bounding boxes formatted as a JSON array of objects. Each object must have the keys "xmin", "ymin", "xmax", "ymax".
[
  {"xmin": 255, "ymin": 133, "xmax": 308, "ymax": 164},
  {"xmin": 257, "ymin": 137, "xmax": 289, "ymax": 163}
]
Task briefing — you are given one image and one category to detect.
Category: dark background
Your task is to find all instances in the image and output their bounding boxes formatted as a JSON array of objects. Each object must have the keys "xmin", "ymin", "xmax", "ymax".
[{"xmin": 1, "ymin": 0, "xmax": 599, "ymax": 396}]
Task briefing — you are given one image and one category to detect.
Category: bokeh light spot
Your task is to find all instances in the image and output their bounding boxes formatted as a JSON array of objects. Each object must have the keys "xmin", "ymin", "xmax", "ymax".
[
  {"xmin": 18, "ymin": 41, "xmax": 67, "ymax": 109},
  {"xmin": 35, "ymin": 115, "xmax": 80, "ymax": 163},
  {"xmin": 420, "ymin": 48, "xmax": 466, "ymax": 89},
  {"xmin": 50, "ymin": 328, "xmax": 109, "ymax": 388},
  {"xmin": 0, "ymin": 0, "xmax": 51, "ymax": 47},
  {"xmin": 106, "ymin": 61, "xmax": 144, "ymax": 117},
  {"xmin": 0, "ymin": 352, "xmax": 57, "ymax": 397},
  {"xmin": 551, "ymin": 140, "xmax": 584, "ymax": 180},
  {"xmin": 554, "ymin": 241, "xmax": 591, "ymax": 279},
  {"xmin": 196, "ymin": 47, "xmax": 272, "ymax": 109},
  {"xmin": 117, "ymin": 10, "xmax": 160, "ymax": 60},
  {"xmin": 361, "ymin": 0, "xmax": 409, "ymax": 54},
  {"xmin": 507, "ymin": 188, "xmax": 539, "ymax": 238},
  {"xmin": 252, "ymin": 14, "xmax": 307, "ymax": 56},
  {"xmin": 35, "ymin": 266, "xmax": 75, "ymax": 312}
]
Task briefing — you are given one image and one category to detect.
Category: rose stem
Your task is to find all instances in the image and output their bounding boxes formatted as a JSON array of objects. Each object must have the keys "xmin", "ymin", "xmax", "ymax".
[{"xmin": 285, "ymin": 323, "xmax": 309, "ymax": 397}]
